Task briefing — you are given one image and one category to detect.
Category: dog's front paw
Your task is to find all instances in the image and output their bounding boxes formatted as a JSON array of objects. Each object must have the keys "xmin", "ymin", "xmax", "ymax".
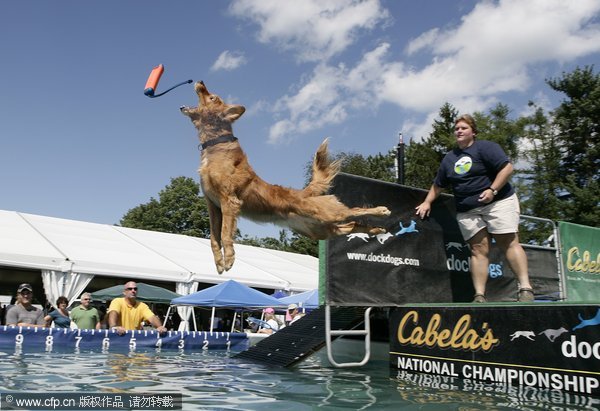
[{"xmin": 374, "ymin": 206, "xmax": 391, "ymax": 216}]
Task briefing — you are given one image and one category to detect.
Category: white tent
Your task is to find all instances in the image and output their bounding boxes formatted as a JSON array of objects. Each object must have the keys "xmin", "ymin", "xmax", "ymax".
[{"xmin": 0, "ymin": 210, "xmax": 319, "ymax": 303}]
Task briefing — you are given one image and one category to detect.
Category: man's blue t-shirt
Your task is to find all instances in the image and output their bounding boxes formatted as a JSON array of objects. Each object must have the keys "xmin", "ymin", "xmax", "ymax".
[{"xmin": 434, "ymin": 140, "xmax": 514, "ymax": 212}]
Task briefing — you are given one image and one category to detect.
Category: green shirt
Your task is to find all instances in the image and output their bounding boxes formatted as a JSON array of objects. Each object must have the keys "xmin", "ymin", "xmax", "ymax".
[{"xmin": 70, "ymin": 305, "xmax": 100, "ymax": 329}]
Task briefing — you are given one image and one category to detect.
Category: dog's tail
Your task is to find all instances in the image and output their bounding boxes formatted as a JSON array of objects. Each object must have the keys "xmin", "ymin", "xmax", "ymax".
[{"xmin": 301, "ymin": 138, "xmax": 340, "ymax": 197}]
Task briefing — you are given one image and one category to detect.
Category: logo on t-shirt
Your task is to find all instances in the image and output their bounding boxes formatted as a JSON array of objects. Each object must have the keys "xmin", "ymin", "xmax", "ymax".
[{"xmin": 454, "ymin": 156, "xmax": 472, "ymax": 175}]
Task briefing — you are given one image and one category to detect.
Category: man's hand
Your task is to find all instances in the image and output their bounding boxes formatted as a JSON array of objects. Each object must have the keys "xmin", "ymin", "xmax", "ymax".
[{"xmin": 111, "ymin": 326, "xmax": 126, "ymax": 335}]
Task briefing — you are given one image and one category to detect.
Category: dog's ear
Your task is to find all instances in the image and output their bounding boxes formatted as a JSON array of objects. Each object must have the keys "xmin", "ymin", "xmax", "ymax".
[{"xmin": 222, "ymin": 105, "xmax": 245, "ymax": 122}]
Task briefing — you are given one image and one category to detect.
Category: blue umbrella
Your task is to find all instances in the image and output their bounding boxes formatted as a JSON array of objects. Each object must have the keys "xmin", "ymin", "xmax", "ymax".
[
  {"xmin": 278, "ymin": 289, "xmax": 319, "ymax": 309},
  {"xmin": 270, "ymin": 290, "xmax": 289, "ymax": 299},
  {"xmin": 171, "ymin": 280, "xmax": 285, "ymax": 308}
]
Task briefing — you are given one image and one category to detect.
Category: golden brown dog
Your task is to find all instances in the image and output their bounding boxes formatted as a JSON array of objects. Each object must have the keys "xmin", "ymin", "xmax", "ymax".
[{"xmin": 181, "ymin": 81, "xmax": 390, "ymax": 273}]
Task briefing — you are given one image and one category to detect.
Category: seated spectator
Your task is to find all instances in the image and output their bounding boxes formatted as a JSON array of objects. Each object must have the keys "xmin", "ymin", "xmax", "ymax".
[
  {"xmin": 258, "ymin": 308, "xmax": 281, "ymax": 335},
  {"xmin": 44, "ymin": 296, "xmax": 71, "ymax": 328},
  {"xmin": 287, "ymin": 304, "xmax": 303, "ymax": 325}
]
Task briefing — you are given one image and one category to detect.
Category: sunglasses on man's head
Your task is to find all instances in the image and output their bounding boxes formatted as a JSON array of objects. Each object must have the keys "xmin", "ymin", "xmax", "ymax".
[{"xmin": 126, "ymin": 287, "xmax": 138, "ymax": 291}]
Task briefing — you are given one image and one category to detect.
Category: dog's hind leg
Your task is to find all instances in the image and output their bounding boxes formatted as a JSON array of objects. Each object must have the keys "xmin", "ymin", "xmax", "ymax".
[
  {"xmin": 207, "ymin": 201, "xmax": 226, "ymax": 274},
  {"xmin": 219, "ymin": 196, "xmax": 243, "ymax": 272}
]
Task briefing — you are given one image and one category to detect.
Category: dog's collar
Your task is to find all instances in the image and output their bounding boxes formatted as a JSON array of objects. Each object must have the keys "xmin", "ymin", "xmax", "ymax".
[{"xmin": 200, "ymin": 134, "xmax": 238, "ymax": 150}]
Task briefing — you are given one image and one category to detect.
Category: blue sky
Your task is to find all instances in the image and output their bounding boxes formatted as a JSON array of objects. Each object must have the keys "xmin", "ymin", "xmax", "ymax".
[{"xmin": 1, "ymin": 0, "xmax": 599, "ymax": 238}]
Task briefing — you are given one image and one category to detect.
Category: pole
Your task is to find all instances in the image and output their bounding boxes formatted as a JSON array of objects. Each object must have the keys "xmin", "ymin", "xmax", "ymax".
[{"xmin": 396, "ymin": 132, "xmax": 405, "ymax": 184}]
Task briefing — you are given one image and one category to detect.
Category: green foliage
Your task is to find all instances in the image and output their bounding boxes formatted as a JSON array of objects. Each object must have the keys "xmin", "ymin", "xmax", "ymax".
[
  {"xmin": 332, "ymin": 151, "xmax": 397, "ymax": 182},
  {"xmin": 405, "ymin": 102, "xmax": 457, "ymax": 189},
  {"xmin": 513, "ymin": 103, "xmax": 563, "ymax": 243},
  {"xmin": 473, "ymin": 103, "xmax": 521, "ymax": 161},
  {"xmin": 428, "ymin": 102, "xmax": 459, "ymax": 154},
  {"xmin": 403, "ymin": 141, "xmax": 440, "ymax": 189},
  {"xmin": 237, "ymin": 230, "xmax": 319, "ymax": 257},
  {"xmin": 546, "ymin": 65, "xmax": 600, "ymax": 227},
  {"xmin": 120, "ymin": 176, "xmax": 210, "ymax": 238}
]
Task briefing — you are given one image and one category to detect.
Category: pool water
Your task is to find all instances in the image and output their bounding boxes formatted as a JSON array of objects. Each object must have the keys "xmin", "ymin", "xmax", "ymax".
[{"xmin": 0, "ymin": 349, "xmax": 597, "ymax": 410}]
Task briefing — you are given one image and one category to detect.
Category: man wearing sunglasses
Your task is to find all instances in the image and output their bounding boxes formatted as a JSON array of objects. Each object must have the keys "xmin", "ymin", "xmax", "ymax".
[
  {"xmin": 107, "ymin": 281, "xmax": 167, "ymax": 335},
  {"xmin": 6, "ymin": 283, "xmax": 46, "ymax": 327},
  {"xmin": 70, "ymin": 292, "xmax": 101, "ymax": 330}
]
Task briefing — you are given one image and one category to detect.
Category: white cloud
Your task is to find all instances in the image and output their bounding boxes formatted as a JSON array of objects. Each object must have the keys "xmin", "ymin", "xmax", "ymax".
[
  {"xmin": 264, "ymin": 0, "xmax": 600, "ymax": 143},
  {"xmin": 405, "ymin": 28, "xmax": 439, "ymax": 56},
  {"xmin": 211, "ymin": 50, "xmax": 247, "ymax": 71},
  {"xmin": 229, "ymin": 0, "xmax": 390, "ymax": 62}
]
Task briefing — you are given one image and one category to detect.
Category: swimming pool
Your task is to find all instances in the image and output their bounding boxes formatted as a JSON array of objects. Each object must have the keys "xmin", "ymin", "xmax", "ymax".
[{"xmin": 0, "ymin": 349, "xmax": 597, "ymax": 410}]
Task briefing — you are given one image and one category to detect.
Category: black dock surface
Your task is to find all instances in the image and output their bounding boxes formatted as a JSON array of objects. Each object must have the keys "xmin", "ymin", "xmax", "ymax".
[{"xmin": 235, "ymin": 306, "xmax": 366, "ymax": 367}]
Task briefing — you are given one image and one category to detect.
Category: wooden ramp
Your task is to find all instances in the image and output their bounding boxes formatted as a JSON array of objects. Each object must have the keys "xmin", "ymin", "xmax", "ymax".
[{"xmin": 234, "ymin": 306, "xmax": 366, "ymax": 367}]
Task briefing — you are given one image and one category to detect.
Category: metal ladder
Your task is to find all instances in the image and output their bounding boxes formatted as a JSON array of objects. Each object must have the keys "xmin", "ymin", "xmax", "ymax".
[{"xmin": 324, "ymin": 305, "xmax": 372, "ymax": 367}]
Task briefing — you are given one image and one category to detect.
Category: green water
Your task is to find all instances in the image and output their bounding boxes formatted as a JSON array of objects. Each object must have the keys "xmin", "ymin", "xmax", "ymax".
[{"xmin": 0, "ymin": 349, "xmax": 597, "ymax": 410}]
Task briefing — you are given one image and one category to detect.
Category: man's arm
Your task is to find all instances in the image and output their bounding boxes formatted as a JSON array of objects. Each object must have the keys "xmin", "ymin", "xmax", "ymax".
[
  {"xmin": 108, "ymin": 310, "xmax": 126, "ymax": 335},
  {"xmin": 148, "ymin": 315, "xmax": 167, "ymax": 333}
]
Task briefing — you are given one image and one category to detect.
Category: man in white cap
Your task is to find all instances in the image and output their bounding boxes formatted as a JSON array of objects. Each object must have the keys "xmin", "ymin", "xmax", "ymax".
[
  {"xmin": 287, "ymin": 303, "xmax": 302, "ymax": 325},
  {"xmin": 6, "ymin": 283, "xmax": 46, "ymax": 327}
]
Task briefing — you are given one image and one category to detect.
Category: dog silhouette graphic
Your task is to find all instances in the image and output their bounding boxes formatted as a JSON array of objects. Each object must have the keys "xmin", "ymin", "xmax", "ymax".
[
  {"xmin": 539, "ymin": 327, "xmax": 568, "ymax": 342},
  {"xmin": 572, "ymin": 308, "xmax": 600, "ymax": 331},
  {"xmin": 346, "ymin": 233, "xmax": 370, "ymax": 242},
  {"xmin": 395, "ymin": 220, "xmax": 419, "ymax": 236}
]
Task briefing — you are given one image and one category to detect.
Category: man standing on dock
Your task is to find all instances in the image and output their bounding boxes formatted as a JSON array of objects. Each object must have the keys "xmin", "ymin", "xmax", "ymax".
[{"xmin": 107, "ymin": 281, "xmax": 167, "ymax": 335}]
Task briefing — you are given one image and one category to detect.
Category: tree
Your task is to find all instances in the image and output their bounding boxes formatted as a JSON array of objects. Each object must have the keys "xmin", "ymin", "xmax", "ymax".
[
  {"xmin": 546, "ymin": 65, "xmax": 600, "ymax": 226},
  {"xmin": 326, "ymin": 151, "xmax": 397, "ymax": 183},
  {"xmin": 514, "ymin": 103, "xmax": 563, "ymax": 244},
  {"xmin": 472, "ymin": 103, "xmax": 521, "ymax": 160},
  {"xmin": 120, "ymin": 177, "xmax": 210, "ymax": 238},
  {"xmin": 404, "ymin": 102, "xmax": 458, "ymax": 189},
  {"xmin": 428, "ymin": 102, "xmax": 459, "ymax": 154}
]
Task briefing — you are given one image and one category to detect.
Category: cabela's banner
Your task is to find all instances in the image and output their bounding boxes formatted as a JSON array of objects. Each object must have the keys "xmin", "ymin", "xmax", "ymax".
[
  {"xmin": 560, "ymin": 221, "xmax": 600, "ymax": 302},
  {"xmin": 325, "ymin": 173, "xmax": 560, "ymax": 305},
  {"xmin": 389, "ymin": 305, "xmax": 600, "ymax": 396}
]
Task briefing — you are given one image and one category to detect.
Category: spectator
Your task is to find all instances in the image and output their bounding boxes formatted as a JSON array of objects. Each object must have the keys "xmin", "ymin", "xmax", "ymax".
[
  {"xmin": 6, "ymin": 283, "xmax": 45, "ymax": 327},
  {"xmin": 44, "ymin": 296, "xmax": 71, "ymax": 328},
  {"xmin": 258, "ymin": 308, "xmax": 281, "ymax": 334},
  {"xmin": 287, "ymin": 304, "xmax": 303, "ymax": 325},
  {"xmin": 70, "ymin": 292, "xmax": 101, "ymax": 329},
  {"xmin": 107, "ymin": 281, "xmax": 166, "ymax": 335}
]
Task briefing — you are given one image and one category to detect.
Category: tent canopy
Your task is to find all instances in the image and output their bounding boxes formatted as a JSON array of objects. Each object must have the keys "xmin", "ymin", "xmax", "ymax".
[
  {"xmin": 0, "ymin": 210, "xmax": 318, "ymax": 292},
  {"xmin": 171, "ymin": 280, "xmax": 286, "ymax": 308},
  {"xmin": 91, "ymin": 282, "xmax": 181, "ymax": 304},
  {"xmin": 278, "ymin": 289, "xmax": 319, "ymax": 309}
]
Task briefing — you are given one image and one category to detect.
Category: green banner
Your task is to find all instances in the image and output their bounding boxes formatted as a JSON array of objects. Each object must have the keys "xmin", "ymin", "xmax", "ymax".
[{"xmin": 560, "ymin": 221, "xmax": 600, "ymax": 302}]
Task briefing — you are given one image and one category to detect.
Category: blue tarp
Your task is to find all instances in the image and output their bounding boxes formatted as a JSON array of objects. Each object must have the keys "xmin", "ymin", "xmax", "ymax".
[
  {"xmin": 278, "ymin": 289, "xmax": 319, "ymax": 309},
  {"xmin": 171, "ymin": 279, "xmax": 285, "ymax": 308}
]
